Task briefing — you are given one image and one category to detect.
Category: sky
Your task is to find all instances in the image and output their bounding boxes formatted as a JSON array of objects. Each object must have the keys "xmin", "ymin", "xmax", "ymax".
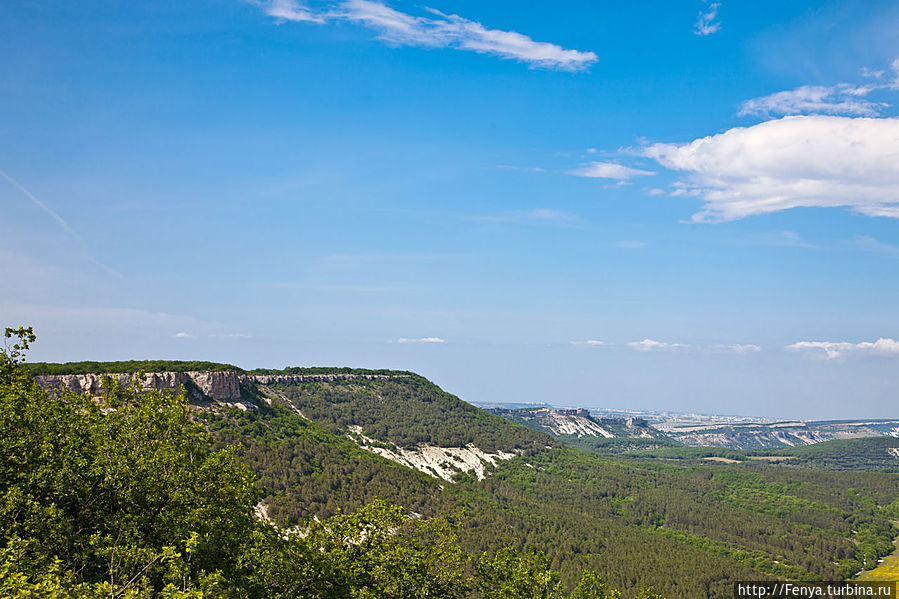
[{"xmin": 2, "ymin": 0, "xmax": 899, "ymax": 419}]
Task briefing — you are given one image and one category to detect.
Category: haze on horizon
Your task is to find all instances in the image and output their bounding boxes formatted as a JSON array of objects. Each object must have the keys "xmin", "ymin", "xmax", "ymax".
[{"xmin": 2, "ymin": 0, "xmax": 898, "ymax": 421}]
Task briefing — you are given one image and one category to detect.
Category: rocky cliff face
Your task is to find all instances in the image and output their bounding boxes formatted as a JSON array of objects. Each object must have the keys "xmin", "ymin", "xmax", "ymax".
[
  {"xmin": 34, "ymin": 372, "xmax": 410, "ymax": 402},
  {"xmin": 35, "ymin": 371, "xmax": 242, "ymax": 401},
  {"xmin": 244, "ymin": 373, "xmax": 408, "ymax": 385}
]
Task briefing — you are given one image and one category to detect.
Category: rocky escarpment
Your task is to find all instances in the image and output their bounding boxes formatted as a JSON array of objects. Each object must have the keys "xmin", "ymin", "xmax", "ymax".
[
  {"xmin": 35, "ymin": 371, "xmax": 243, "ymax": 401},
  {"xmin": 345, "ymin": 425, "xmax": 517, "ymax": 482},
  {"xmin": 34, "ymin": 372, "xmax": 410, "ymax": 403},
  {"xmin": 243, "ymin": 373, "xmax": 408, "ymax": 385}
]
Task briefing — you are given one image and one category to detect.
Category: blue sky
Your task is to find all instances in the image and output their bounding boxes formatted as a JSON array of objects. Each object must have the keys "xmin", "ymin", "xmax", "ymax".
[{"xmin": 2, "ymin": 0, "xmax": 899, "ymax": 419}]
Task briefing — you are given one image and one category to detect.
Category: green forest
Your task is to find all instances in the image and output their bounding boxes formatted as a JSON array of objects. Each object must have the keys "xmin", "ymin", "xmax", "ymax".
[
  {"xmin": 1, "ymin": 327, "xmax": 650, "ymax": 598},
  {"xmin": 10, "ymin": 337, "xmax": 899, "ymax": 598}
]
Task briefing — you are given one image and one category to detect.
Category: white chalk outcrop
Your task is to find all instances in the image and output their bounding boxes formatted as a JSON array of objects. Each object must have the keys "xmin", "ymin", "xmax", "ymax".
[
  {"xmin": 35, "ymin": 371, "xmax": 243, "ymax": 401},
  {"xmin": 346, "ymin": 426, "xmax": 516, "ymax": 482}
]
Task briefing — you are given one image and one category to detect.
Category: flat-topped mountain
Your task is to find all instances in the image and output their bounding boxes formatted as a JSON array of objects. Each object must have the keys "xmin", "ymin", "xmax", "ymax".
[{"xmin": 31, "ymin": 361, "xmax": 553, "ymax": 483}]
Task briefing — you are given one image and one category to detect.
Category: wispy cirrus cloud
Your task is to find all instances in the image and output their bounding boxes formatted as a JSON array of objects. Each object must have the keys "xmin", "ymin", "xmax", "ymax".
[
  {"xmin": 739, "ymin": 57, "xmax": 899, "ymax": 118},
  {"xmin": 693, "ymin": 2, "xmax": 721, "ymax": 36},
  {"xmin": 566, "ymin": 161, "xmax": 655, "ymax": 180},
  {"xmin": 263, "ymin": 0, "xmax": 325, "ymax": 22},
  {"xmin": 255, "ymin": 0, "xmax": 598, "ymax": 71},
  {"xmin": 641, "ymin": 115, "xmax": 899, "ymax": 222},
  {"xmin": 0, "ymin": 169, "xmax": 122, "ymax": 277},
  {"xmin": 738, "ymin": 84, "xmax": 888, "ymax": 118},
  {"xmin": 786, "ymin": 338, "xmax": 899, "ymax": 359}
]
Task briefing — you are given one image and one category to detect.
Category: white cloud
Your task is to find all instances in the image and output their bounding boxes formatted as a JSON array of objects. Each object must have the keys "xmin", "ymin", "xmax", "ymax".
[
  {"xmin": 566, "ymin": 161, "xmax": 655, "ymax": 180},
  {"xmin": 693, "ymin": 2, "xmax": 721, "ymax": 36},
  {"xmin": 740, "ymin": 57, "xmax": 899, "ymax": 118},
  {"xmin": 174, "ymin": 332, "xmax": 195, "ymax": 339},
  {"xmin": 646, "ymin": 188, "xmax": 666, "ymax": 196},
  {"xmin": 641, "ymin": 115, "xmax": 899, "ymax": 222},
  {"xmin": 786, "ymin": 338, "xmax": 899, "ymax": 359},
  {"xmin": 627, "ymin": 339, "xmax": 688, "ymax": 352},
  {"xmin": 714, "ymin": 343, "xmax": 761, "ymax": 354},
  {"xmin": 263, "ymin": 0, "xmax": 325, "ymax": 22},
  {"xmin": 860, "ymin": 67, "xmax": 885, "ymax": 79},
  {"xmin": 738, "ymin": 84, "xmax": 887, "ymax": 118},
  {"xmin": 256, "ymin": 0, "xmax": 598, "ymax": 71},
  {"xmin": 570, "ymin": 339, "xmax": 606, "ymax": 347},
  {"xmin": 397, "ymin": 337, "xmax": 446, "ymax": 344}
]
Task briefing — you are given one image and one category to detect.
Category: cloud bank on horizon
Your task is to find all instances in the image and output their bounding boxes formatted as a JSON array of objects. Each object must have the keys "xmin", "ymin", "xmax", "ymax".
[{"xmin": 256, "ymin": 0, "xmax": 598, "ymax": 71}]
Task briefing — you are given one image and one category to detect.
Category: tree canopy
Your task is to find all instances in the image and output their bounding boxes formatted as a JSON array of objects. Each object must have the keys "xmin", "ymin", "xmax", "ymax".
[{"xmin": 1, "ymin": 327, "xmax": 645, "ymax": 599}]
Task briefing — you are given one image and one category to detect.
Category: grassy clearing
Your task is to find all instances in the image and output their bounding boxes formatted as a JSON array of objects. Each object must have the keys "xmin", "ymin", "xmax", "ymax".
[{"xmin": 857, "ymin": 544, "xmax": 899, "ymax": 581}]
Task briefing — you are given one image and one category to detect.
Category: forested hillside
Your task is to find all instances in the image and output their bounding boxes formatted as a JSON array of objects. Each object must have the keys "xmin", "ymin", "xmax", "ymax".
[
  {"xmin": 260, "ymin": 376, "xmax": 552, "ymax": 452},
  {"xmin": 1, "ymin": 327, "xmax": 646, "ymax": 599},
  {"xmin": 22, "ymin": 353, "xmax": 899, "ymax": 598}
]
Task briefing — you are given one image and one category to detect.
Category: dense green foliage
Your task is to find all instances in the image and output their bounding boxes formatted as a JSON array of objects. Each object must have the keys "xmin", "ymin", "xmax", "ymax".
[
  {"xmin": 2, "ymin": 328, "xmax": 639, "ymax": 599},
  {"xmin": 621, "ymin": 447, "xmax": 749, "ymax": 461},
  {"xmin": 26, "ymin": 360, "xmax": 244, "ymax": 375},
  {"xmin": 747, "ymin": 437, "xmax": 899, "ymax": 472},
  {"xmin": 203, "ymin": 401, "xmax": 453, "ymax": 524},
  {"xmin": 2, "ymin": 330, "xmax": 257, "ymax": 596},
  {"xmin": 202, "ymin": 375, "xmax": 899, "ymax": 598},
  {"xmin": 247, "ymin": 366, "xmax": 412, "ymax": 376},
  {"xmin": 558, "ymin": 437, "xmax": 682, "ymax": 455},
  {"xmin": 12, "ymin": 332, "xmax": 899, "ymax": 598},
  {"xmin": 264, "ymin": 377, "xmax": 553, "ymax": 452}
]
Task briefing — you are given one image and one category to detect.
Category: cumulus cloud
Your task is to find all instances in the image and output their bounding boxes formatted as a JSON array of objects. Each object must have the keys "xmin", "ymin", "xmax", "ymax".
[
  {"xmin": 693, "ymin": 2, "xmax": 721, "ymax": 36},
  {"xmin": 786, "ymin": 338, "xmax": 899, "ymax": 359},
  {"xmin": 397, "ymin": 337, "xmax": 446, "ymax": 344},
  {"xmin": 641, "ymin": 115, "xmax": 899, "ymax": 222},
  {"xmin": 255, "ymin": 0, "xmax": 597, "ymax": 70},
  {"xmin": 738, "ymin": 84, "xmax": 887, "ymax": 118},
  {"xmin": 627, "ymin": 339, "xmax": 688, "ymax": 352},
  {"xmin": 566, "ymin": 161, "xmax": 655, "ymax": 180}
]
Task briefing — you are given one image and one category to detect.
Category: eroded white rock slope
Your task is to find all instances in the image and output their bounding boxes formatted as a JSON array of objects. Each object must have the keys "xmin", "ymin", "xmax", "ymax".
[{"xmin": 346, "ymin": 426, "xmax": 516, "ymax": 482}]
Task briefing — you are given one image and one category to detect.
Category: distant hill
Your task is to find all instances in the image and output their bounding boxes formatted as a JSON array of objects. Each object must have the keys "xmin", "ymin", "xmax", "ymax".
[
  {"xmin": 487, "ymin": 406, "xmax": 679, "ymax": 454},
  {"xmin": 747, "ymin": 437, "xmax": 899, "ymax": 472}
]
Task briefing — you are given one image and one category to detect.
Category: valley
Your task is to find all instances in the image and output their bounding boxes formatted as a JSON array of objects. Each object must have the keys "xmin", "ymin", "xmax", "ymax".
[{"xmin": 27, "ymin": 362, "xmax": 899, "ymax": 598}]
